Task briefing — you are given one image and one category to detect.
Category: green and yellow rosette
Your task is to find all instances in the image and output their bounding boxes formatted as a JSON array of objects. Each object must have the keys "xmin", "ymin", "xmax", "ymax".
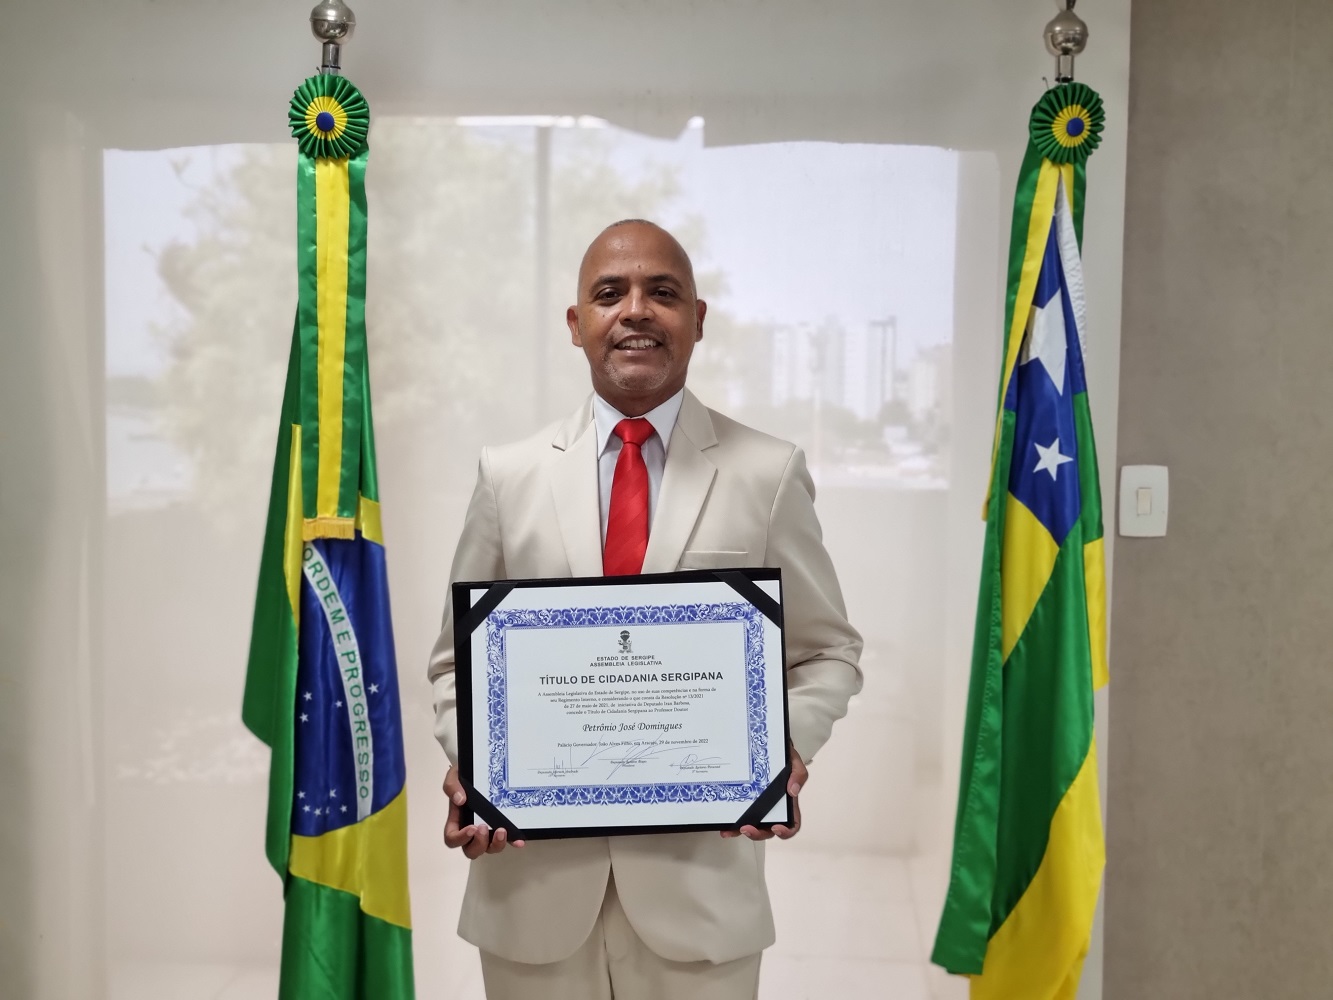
[
  {"xmin": 1017, "ymin": 82, "xmax": 1106, "ymax": 245},
  {"xmin": 288, "ymin": 75, "xmax": 372, "ymax": 540},
  {"xmin": 1029, "ymin": 81, "xmax": 1105, "ymax": 166},
  {"xmin": 290, "ymin": 75, "xmax": 370, "ymax": 159},
  {"xmin": 1005, "ymin": 80, "xmax": 1106, "ymax": 343}
]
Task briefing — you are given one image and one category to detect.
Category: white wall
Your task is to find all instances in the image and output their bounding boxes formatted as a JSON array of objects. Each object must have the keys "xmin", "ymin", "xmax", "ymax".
[{"xmin": 0, "ymin": 2, "xmax": 1130, "ymax": 998}]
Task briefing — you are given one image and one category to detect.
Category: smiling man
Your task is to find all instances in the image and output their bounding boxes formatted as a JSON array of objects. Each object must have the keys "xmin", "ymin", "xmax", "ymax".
[
  {"xmin": 427, "ymin": 220, "xmax": 863, "ymax": 1000},
  {"xmin": 571, "ymin": 219, "xmax": 703, "ymax": 418}
]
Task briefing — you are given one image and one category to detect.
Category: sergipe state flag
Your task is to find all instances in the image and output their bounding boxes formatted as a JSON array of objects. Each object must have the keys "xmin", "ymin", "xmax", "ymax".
[{"xmin": 931, "ymin": 82, "xmax": 1108, "ymax": 1000}]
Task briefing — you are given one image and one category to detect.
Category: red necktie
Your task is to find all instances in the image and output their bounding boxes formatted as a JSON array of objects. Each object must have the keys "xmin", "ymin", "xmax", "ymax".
[{"xmin": 603, "ymin": 418, "xmax": 656, "ymax": 576}]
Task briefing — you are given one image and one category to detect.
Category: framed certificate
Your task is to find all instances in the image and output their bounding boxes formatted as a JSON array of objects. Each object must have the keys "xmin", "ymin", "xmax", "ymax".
[{"xmin": 452, "ymin": 569, "xmax": 792, "ymax": 840}]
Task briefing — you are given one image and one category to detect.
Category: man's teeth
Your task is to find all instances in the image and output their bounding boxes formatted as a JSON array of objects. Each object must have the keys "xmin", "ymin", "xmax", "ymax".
[{"xmin": 617, "ymin": 338, "xmax": 659, "ymax": 350}]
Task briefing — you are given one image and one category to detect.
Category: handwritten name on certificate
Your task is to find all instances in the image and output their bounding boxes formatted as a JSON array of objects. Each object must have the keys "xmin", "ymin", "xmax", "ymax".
[{"xmin": 455, "ymin": 573, "xmax": 790, "ymax": 837}]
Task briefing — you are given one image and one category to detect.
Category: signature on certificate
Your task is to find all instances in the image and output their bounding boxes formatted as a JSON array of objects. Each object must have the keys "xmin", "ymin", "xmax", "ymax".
[
  {"xmin": 587, "ymin": 741, "xmax": 730, "ymax": 779},
  {"xmin": 668, "ymin": 752, "xmax": 727, "ymax": 773},
  {"xmin": 530, "ymin": 740, "xmax": 727, "ymax": 780}
]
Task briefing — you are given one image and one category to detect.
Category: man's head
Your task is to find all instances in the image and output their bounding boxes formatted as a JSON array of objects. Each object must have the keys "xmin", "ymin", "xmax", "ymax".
[{"xmin": 567, "ymin": 220, "xmax": 706, "ymax": 417}]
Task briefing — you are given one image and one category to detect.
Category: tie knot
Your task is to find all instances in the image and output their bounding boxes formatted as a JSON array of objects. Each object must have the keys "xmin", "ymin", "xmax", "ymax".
[{"xmin": 613, "ymin": 418, "xmax": 655, "ymax": 448}]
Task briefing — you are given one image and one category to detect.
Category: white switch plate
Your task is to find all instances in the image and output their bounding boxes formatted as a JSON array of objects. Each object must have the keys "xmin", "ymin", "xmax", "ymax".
[{"xmin": 1119, "ymin": 465, "xmax": 1169, "ymax": 537}]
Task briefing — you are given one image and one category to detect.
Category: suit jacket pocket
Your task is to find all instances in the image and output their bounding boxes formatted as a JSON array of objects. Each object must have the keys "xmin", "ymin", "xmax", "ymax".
[{"xmin": 679, "ymin": 549, "xmax": 751, "ymax": 569}]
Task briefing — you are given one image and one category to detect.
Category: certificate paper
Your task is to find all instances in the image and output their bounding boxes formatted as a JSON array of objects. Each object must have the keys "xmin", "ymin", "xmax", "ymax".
[{"xmin": 453, "ymin": 570, "xmax": 792, "ymax": 839}]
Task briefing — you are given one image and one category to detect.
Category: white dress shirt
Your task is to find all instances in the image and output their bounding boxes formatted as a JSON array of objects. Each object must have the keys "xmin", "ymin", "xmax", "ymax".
[{"xmin": 591, "ymin": 389, "xmax": 685, "ymax": 545}]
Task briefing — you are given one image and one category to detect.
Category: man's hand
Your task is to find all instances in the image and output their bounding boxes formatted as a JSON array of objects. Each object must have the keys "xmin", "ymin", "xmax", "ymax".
[
  {"xmin": 721, "ymin": 744, "xmax": 806, "ymax": 842},
  {"xmin": 443, "ymin": 766, "xmax": 525, "ymax": 858}
]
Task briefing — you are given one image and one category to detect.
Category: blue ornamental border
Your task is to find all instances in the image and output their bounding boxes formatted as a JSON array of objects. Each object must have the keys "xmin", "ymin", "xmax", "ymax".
[{"xmin": 485, "ymin": 602, "xmax": 771, "ymax": 808}]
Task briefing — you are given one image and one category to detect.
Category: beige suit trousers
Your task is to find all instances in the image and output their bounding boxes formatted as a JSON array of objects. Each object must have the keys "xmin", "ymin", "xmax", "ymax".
[{"xmin": 478, "ymin": 875, "xmax": 762, "ymax": 1000}]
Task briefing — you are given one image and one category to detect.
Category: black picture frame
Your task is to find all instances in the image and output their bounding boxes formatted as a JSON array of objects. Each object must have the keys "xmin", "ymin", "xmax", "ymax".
[{"xmin": 451, "ymin": 568, "xmax": 792, "ymax": 841}]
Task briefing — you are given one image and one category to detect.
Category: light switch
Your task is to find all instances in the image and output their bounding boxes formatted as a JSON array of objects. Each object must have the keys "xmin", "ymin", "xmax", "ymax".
[{"xmin": 1119, "ymin": 465, "xmax": 1168, "ymax": 537}]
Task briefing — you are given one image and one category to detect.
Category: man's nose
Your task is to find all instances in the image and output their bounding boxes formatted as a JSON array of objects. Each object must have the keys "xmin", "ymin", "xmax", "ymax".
[{"xmin": 620, "ymin": 288, "xmax": 652, "ymax": 322}]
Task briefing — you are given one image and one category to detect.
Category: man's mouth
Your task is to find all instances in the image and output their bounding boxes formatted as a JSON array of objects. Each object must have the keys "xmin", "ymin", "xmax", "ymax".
[{"xmin": 614, "ymin": 336, "xmax": 662, "ymax": 352}]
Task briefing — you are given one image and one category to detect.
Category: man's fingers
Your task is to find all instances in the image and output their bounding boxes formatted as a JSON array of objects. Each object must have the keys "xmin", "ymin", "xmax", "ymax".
[
  {"xmin": 486, "ymin": 826, "xmax": 509, "ymax": 854},
  {"xmin": 442, "ymin": 767, "xmax": 467, "ymax": 807},
  {"xmin": 779, "ymin": 799, "xmax": 802, "ymax": 839},
  {"xmin": 444, "ymin": 814, "xmax": 477, "ymax": 850},
  {"xmin": 462, "ymin": 827, "xmax": 490, "ymax": 859},
  {"xmin": 739, "ymin": 824, "xmax": 774, "ymax": 841},
  {"xmin": 442, "ymin": 769, "xmax": 474, "ymax": 849},
  {"xmin": 445, "ymin": 802, "xmax": 525, "ymax": 855},
  {"xmin": 778, "ymin": 742, "xmax": 806, "ymax": 839},
  {"xmin": 788, "ymin": 752, "xmax": 808, "ymax": 798},
  {"xmin": 774, "ymin": 810, "xmax": 801, "ymax": 839}
]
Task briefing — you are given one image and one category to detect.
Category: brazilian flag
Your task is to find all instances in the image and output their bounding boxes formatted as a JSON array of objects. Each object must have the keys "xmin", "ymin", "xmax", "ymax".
[
  {"xmin": 931, "ymin": 83, "xmax": 1109, "ymax": 999},
  {"xmin": 243, "ymin": 74, "xmax": 415, "ymax": 1000}
]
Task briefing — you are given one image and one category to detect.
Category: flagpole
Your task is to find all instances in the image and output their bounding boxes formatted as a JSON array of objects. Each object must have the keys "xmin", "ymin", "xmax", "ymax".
[
  {"xmin": 311, "ymin": 0, "xmax": 356, "ymax": 75},
  {"xmin": 1044, "ymin": 0, "xmax": 1088, "ymax": 83}
]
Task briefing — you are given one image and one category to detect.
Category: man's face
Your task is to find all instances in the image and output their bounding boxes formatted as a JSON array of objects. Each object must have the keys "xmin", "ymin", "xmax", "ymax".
[{"xmin": 567, "ymin": 223, "xmax": 706, "ymax": 416}]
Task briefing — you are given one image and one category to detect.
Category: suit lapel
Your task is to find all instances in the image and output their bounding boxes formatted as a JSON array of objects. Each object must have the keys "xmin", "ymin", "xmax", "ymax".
[
  {"xmin": 642, "ymin": 390, "xmax": 718, "ymax": 574},
  {"xmin": 549, "ymin": 400, "xmax": 604, "ymax": 578}
]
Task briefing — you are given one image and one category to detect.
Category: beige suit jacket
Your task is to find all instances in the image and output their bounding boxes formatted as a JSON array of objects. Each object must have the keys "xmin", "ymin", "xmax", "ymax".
[{"xmin": 428, "ymin": 389, "xmax": 862, "ymax": 966}]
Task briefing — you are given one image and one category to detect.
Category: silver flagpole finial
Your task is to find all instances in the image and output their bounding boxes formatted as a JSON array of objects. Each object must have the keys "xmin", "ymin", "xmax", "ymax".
[
  {"xmin": 1044, "ymin": 0, "xmax": 1088, "ymax": 84},
  {"xmin": 310, "ymin": 1, "xmax": 356, "ymax": 75}
]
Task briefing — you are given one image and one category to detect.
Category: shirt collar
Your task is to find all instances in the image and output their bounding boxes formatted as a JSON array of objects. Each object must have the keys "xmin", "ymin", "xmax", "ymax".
[{"xmin": 592, "ymin": 389, "xmax": 686, "ymax": 458}]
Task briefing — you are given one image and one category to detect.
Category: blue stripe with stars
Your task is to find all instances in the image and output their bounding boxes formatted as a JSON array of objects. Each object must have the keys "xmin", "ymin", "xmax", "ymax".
[{"xmin": 294, "ymin": 535, "xmax": 406, "ymax": 836}]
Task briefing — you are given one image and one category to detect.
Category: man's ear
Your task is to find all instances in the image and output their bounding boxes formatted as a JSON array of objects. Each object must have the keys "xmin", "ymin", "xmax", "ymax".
[
  {"xmin": 567, "ymin": 305, "xmax": 582, "ymax": 347},
  {"xmin": 695, "ymin": 299, "xmax": 707, "ymax": 342}
]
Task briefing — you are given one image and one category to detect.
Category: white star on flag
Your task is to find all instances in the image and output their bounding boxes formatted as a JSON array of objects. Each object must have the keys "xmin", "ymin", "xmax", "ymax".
[
  {"xmin": 330, "ymin": 789, "xmax": 338, "ymax": 798},
  {"xmin": 1021, "ymin": 290, "xmax": 1069, "ymax": 394},
  {"xmin": 303, "ymin": 805, "xmax": 310, "ymax": 813},
  {"xmin": 1034, "ymin": 438, "xmax": 1074, "ymax": 481},
  {"xmin": 369, "ymin": 683, "xmax": 380, "ymax": 694},
  {"xmin": 299, "ymin": 713, "xmax": 309, "ymax": 723},
  {"xmin": 340, "ymin": 805, "xmax": 348, "ymax": 813},
  {"xmin": 314, "ymin": 808, "xmax": 322, "ymax": 817},
  {"xmin": 303, "ymin": 691, "xmax": 313, "ymax": 701},
  {"xmin": 297, "ymin": 791, "xmax": 305, "ymax": 799},
  {"xmin": 335, "ymin": 700, "xmax": 343, "ymax": 708}
]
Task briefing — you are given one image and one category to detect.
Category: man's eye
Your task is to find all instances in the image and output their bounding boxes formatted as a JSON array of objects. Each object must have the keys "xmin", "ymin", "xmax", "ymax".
[
  {"xmin": 596, "ymin": 289, "xmax": 620, "ymax": 300},
  {"xmin": 654, "ymin": 287, "xmax": 676, "ymax": 298}
]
